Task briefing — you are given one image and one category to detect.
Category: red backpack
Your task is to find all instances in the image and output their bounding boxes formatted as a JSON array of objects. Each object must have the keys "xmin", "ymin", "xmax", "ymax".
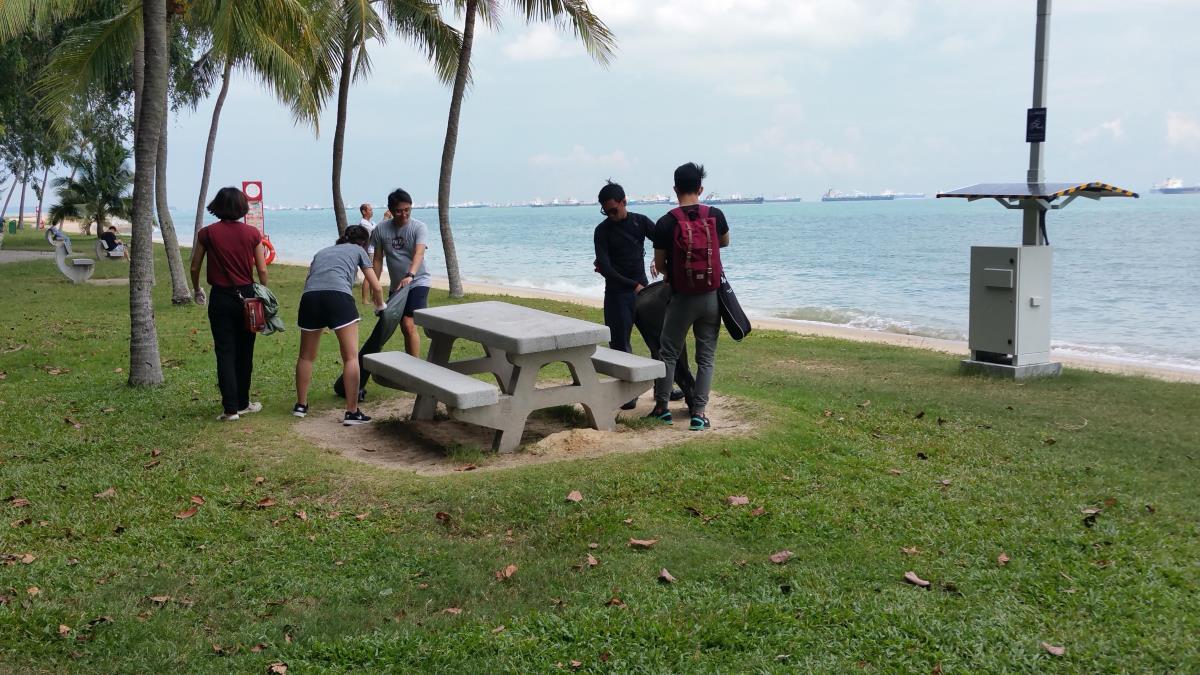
[{"xmin": 669, "ymin": 205, "xmax": 722, "ymax": 294}]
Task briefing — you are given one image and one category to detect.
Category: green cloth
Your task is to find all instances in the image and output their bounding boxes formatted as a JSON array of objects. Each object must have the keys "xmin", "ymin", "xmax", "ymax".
[{"xmin": 252, "ymin": 283, "xmax": 285, "ymax": 335}]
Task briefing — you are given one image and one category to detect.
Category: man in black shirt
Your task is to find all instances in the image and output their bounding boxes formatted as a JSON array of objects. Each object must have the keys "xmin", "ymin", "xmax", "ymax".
[
  {"xmin": 594, "ymin": 181, "xmax": 656, "ymax": 409},
  {"xmin": 99, "ymin": 225, "xmax": 128, "ymax": 260}
]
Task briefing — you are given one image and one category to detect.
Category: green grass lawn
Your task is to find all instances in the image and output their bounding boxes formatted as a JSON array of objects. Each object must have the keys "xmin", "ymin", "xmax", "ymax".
[{"xmin": 1, "ymin": 235, "xmax": 1197, "ymax": 672}]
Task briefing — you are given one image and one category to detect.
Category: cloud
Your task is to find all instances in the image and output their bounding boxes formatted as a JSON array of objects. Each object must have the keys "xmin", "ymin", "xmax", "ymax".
[
  {"xmin": 729, "ymin": 127, "xmax": 859, "ymax": 175},
  {"xmin": 528, "ymin": 145, "xmax": 632, "ymax": 170},
  {"xmin": 1075, "ymin": 118, "xmax": 1124, "ymax": 145},
  {"xmin": 503, "ymin": 25, "xmax": 576, "ymax": 61},
  {"xmin": 1166, "ymin": 111, "xmax": 1200, "ymax": 148}
]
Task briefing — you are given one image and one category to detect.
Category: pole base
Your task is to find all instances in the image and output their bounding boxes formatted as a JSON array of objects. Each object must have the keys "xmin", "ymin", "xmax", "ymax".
[{"xmin": 960, "ymin": 359, "xmax": 1062, "ymax": 380}]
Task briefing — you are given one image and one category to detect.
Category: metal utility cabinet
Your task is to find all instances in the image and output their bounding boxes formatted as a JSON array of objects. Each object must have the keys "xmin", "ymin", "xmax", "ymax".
[{"xmin": 970, "ymin": 245, "xmax": 1052, "ymax": 367}]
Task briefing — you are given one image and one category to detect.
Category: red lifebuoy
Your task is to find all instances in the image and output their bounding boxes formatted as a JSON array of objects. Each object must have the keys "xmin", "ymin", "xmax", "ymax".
[{"xmin": 263, "ymin": 236, "xmax": 277, "ymax": 265}]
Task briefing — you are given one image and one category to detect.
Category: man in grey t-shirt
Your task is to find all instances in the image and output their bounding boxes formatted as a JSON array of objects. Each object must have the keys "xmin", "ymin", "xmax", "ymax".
[{"xmin": 337, "ymin": 189, "xmax": 432, "ymax": 401}]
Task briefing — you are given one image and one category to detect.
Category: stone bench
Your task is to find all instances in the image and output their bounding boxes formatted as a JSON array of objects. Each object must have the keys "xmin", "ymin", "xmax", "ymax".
[
  {"xmin": 591, "ymin": 347, "xmax": 665, "ymax": 383},
  {"xmin": 52, "ymin": 240, "xmax": 95, "ymax": 284},
  {"xmin": 364, "ymin": 351, "xmax": 500, "ymax": 410},
  {"xmin": 95, "ymin": 240, "xmax": 125, "ymax": 259}
]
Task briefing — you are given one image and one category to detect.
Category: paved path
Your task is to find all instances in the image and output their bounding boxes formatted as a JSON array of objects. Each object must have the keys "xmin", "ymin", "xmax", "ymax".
[{"xmin": 0, "ymin": 250, "xmax": 52, "ymax": 264}]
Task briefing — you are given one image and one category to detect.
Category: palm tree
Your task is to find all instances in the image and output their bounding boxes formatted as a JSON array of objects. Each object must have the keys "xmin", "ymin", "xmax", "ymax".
[
  {"xmin": 48, "ymin": 137, "xmax": 133, "ymax": 235},
  {"xmin": 186, "ymin": 0, "xmax": 324, "ymax": 239},
  {"xmin": 436, "ymin": 0, "xmax": 614, "ymax": 297},
  {"xmin": 313, "ymin": 0, "xmax": 461, "ymax": 235},
  {"xmin": 128, "ymin": 0, "xmax": 166, "ymax": 386}
]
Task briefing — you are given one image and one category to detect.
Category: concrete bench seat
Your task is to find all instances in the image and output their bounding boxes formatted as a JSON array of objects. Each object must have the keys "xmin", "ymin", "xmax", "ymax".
[
  {"xmin": 71, "ymin": 258, "xmax": 95, "ymax": 267},
  {"xmin": 364, "ymin": 351, "xmax": 500, "ymax": 410},
  {"xmin": 591, "ymin": 347, "xmax": 665, "ymax": 382}
]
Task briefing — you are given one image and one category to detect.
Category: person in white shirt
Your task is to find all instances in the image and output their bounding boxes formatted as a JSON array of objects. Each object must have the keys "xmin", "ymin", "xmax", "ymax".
[{"xmin": 358, "ymin": 203, "xmax": 375, "ymax": 231}]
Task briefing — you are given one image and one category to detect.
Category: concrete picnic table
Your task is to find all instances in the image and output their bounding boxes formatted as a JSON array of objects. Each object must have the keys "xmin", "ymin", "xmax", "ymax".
[{"xmin": 403, "ymin": 300, "xmax": 664, "ymax": 452}]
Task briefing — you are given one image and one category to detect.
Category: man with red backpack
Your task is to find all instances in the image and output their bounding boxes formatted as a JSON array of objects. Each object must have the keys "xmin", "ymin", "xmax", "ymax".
[{"xmin": 647, "ymin": 163, "xmax": 730, "ymax": 431}]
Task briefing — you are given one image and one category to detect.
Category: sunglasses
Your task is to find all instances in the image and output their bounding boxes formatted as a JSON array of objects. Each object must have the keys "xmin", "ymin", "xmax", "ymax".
[{"xmin": 601, "ymin": 207, "xmax": 620, "ymax": 217}]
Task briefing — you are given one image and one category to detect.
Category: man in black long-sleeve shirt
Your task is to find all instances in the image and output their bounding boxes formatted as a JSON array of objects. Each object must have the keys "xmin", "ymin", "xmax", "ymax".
[{"xmin": 594, "ymin": 181, "xmax": 654, "ymax": 356}]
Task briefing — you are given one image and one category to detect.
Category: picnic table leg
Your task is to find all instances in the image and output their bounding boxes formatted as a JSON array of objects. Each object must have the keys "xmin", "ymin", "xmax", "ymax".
[
  {"xmin": 561, "ymin": 350, "xmax": 617, "ymax": 432},
  {"xmin": 411, "ymin": 330, "xmax": 456, "ymax": 420},
  {"xmin": 491, "ymin": 357, "xmax": 542, "ymax": 452}
]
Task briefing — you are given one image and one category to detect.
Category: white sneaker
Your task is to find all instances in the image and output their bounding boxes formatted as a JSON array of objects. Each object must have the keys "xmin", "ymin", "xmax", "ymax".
[
  {"xmin": 238, "ymin": 402, "xmax": 263, "ymax": 414},
  {"xmin": 217, "ymin": 412, "xmax": 240, "ymax": 422}
]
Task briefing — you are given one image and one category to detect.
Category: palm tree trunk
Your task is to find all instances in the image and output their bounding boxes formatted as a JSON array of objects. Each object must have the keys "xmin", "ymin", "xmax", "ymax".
[
  {"xmin": 129, "ymin": 0, "xmax": 167, "ymax": 387},
  {"xmin": 436, "ymin": 0, "xmax": 477, "ymax": 299},
  {"xmin": 157, "ymin": 113, "xmax": 192, "ymax": 304},
  {"xmin": 1, "ymin": 176, "xmax": 17, "ymax": 221},
  {"xmin": 34, "ymin": 164, "xmax": 50, "ymax": 229},
  {"xmin": 132, "ymin": 37, "xmax": 144, "ymax": 142},
  {"xmin": 194, "ymin": 58, "xmax": 232, "ymax": 240},
  {"xmin": 16, "ymin": 169, "xmax": 28, "ymax": 230},
  {"xmin": 331, "ymin": 36, "xmax": 354, "ymax": 236}
]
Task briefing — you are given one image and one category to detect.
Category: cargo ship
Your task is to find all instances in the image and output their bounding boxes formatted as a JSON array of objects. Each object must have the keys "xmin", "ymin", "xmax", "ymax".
[
  {"xmin": 1151, "ymin": 178, "xmax": 1200, "ymax": 195},
  {"xmin": 822, "ymin": 189, "xmax": 894, "ymax": 202},
  {"xmin": 705, "ymin": 193, "xmax": 764, "ymax": 205}
]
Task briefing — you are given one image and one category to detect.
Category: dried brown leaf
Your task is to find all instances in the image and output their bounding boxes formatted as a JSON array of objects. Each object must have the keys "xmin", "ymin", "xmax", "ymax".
[
  {"xmin": 354, "ymin": 512, "xmax": 369, "ymax": 521},
  {"xmin": 1040, "ymin": 642, "xmax": 1065, "ymax": 657},
  {"xmin": 443, "ymin": 607, "xmax": 462, "ymax": 615},
  {"xmin": 267, "ymin": 663, "xmax": 288, "ymax": 674},
  {"xmin": 251, "ymin": 643, "xmax": 268, "ymax": 653},
  {"xmin": 726, "ymin": 495, "xmax": 749, "ymax": 506},
  {"xmin": 494, "ymin": 564, "xmax": 518, "ymax": 581},
  {"xmin": 9, "ymin": 497, "xmax": 31, "ymax": 507},
  {"xmin": 211, "ymin": 643, "xmax": 225, "ymax": 656},
  {"xmin": 294, "ymin": 510, "xmax": 307, "ymax": 521},
  {"xmin": 586, "ymin": 554, "xmax": 599, "ymax": 567},
  {"xmin": 628, "ymin": 538, "xmax": 658, "ymax": 549},
  {"xmin": 903, "ymin": 571, "xmax": 931, "ymax": 588},
  {"xmin": 998, "ymin": 552, "xmax": 1011, "ymax": 566},
  {"xmin": 93, "ymin": 487, "xmax": 116, "ymax": 499},
  {"xmin": 491, "ymin": 625, "xmax": 506, "ymax": 634},
  {"xmin": 769, "ymin": 550, "xmax": 793, "ymax": 564},
  {"xmin": 190, "ymin": 495, "xmax": 205, "ymax": 505},
  {"xmin": 27, "ymin": 586, "xmax": 41, "ymax": 596},
  {"xmin": 566, "ymin": 490, "xmax": 583, "ymax": 503},
  {"xmin": 253, "ymin": 476, "xmax": 265, "ymax": 485},
  {"xmin": 605, "ymin": 596, "xmax": 626, "ymax": 608},
  {"xmin": 256, "ymin": 497, "xmax": 276, "ymax": 508},
  {"xmin": 570, "ymin": 660, "xmax": 583, "ymax": 669},
  {"xmin": 10, "ymin": 518, "xmax": 30, "ymax": 528},
  {"xmin": 64, "ymin": 417, "xmax": 82, "ymax": 429},
  {"xmin": 750, "ymin": 507, "xmax": 766, "ymax": 517},
  {"xmin": 148, "ymin": 595, "xmax": 171, "ymax": 604},
  {"xmin": 58, "ymin": 624, "xmax": 71, "ymax": 636},
  {"xmin": 175, "ymin": 506, "xmax": 198, "ymax": 520},
  {"xmin": 19, "ymin": 553, "xmax": 35, "ymax": 564},
  {"xmin": 658, "ymin": 568, "xmax": 676, "ymax": 584},
  {"xmin": 434, "ymin": 511, "xmax": 451, "ymax": 523},
  {"xmin": 888, "ymin": 468, "xmax": 904, "ymax": 476},
  {"xmin": 454, "ymin": 463, "xmax": 477, "ymax": 472},
  {"xmin": 587, "ymin": 542, "xmax": 599, "ymax": 549},
  {"xmin": 143, "ymin": 460, "xmax": 160, "ymax": 469},
  {"xmin": 150, "ymin": 449, "xmax": 162, "ymax": 457},
  {"xmin": 622, "ymin": 517, "xmax": 633, "ymax": 525}
]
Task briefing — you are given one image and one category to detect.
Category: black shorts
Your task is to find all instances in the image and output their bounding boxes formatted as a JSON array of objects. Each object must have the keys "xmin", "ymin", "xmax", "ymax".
[
  {"xmin": 297, "ymin": 290, "xmax": 360, "ymax": 332},
  {"xmin": 401, "ymin": 285, "xmax": 430, "ymax": 317}
]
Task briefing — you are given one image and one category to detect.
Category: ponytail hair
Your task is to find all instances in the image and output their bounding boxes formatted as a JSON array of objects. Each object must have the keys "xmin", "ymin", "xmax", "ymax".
[{"xmin": 337, "ymin": 224, "xmax": 371, "ymax": 249}]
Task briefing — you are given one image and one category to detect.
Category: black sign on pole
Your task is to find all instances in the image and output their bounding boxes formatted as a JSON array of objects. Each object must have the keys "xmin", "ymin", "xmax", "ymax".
[{"xmin": 1026, "ymin": 107, "xmax": 1047, "ymax": 143}]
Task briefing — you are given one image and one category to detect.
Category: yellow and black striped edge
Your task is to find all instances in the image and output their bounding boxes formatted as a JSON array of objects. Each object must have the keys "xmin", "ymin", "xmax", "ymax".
[
  {"xmin": 937, "ymin": 182, "xmax": 1139, "ymax": 199},
  {"xmin": 1056, "ymin": 182, "xmax": 1138, "ymax": 198}
]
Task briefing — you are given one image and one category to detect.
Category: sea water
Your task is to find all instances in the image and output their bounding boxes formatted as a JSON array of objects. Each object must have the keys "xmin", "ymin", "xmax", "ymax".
[{"xmin": 238, "ymin": 196, "xmax": 1200, "ymax": 373}]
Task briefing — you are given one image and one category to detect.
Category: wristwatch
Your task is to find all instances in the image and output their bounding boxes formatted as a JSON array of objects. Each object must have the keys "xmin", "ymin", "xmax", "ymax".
[{"xmin": 403, "ymin": 272, "xmax": 415, "ymax": 280}]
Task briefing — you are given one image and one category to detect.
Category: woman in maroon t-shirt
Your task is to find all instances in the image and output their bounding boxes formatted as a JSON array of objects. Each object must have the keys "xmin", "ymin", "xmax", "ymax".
[{"xmin": 189, "ymin": 187, "xmax": 269, "ymax": 421}]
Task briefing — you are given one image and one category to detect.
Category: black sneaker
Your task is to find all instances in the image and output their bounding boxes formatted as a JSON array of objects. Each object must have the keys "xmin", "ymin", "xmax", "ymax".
[
  {"xmin": 644, "ymin": 407, "xmax": 672, "ymax": 424},
  {"xmin": 620, "ymin": 397, "xmax": 638, "ymax": 411},
  {"xmin": 343, "ymin": 409, "xmax": 372, "ymax": 426},
  {"xmin": 670, "ymin": 388, "xmax": 685, "ymax": 401},
  {"xmin": 292, "ymin": 403, "xmax": 308, "ymax": 418},
  {"xmin": 688, "ymin": 415, "xmax": 711, "ymax": 431}
]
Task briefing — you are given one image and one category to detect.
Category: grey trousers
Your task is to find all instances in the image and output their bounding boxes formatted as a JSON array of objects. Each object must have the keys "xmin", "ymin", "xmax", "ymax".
[{"xmin": 654, "ymin": 289, "xmax": 719, "ymax": 414}]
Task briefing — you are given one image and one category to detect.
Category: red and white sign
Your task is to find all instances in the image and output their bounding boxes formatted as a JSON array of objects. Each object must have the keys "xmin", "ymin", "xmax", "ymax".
[{"xmin": 242, "ymin": 180, "xmax": 265, "ymax": 234}]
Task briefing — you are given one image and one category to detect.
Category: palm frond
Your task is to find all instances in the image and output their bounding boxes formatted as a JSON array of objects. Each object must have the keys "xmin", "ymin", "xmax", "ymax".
[
  {"xmin": 510, "ymin": 0, "xmax": 615, "ymax": 65},
  {"xmin": 382, "ymin": 0, "xmax": 462, "ymax": 84},
  {"xmin": 31, "ymin": 2, "xmax": 142, "ymax": 130},
  {"xmin": 0, "ymin": 0, "xmax": 85, "ymax": 41}
]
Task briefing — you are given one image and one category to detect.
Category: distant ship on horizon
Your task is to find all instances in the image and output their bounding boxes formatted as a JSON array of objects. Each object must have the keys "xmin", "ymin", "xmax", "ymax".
[
  {"xmin": 822, "ymin": 189, "xmax": 926, "ymax": 202},
  {"xmin": 705, "ymin": 193, "xmax": 764, "ymax": 205},
  {"xmin": 1152, "ymin": 178, "xmax": 1200, "ymax": 194}
]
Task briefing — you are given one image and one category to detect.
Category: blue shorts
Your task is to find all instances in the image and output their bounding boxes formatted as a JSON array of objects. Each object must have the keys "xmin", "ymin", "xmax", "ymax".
[{"xmin": 401, "ymin": 285, "xmax": 430, "ymax": 317}]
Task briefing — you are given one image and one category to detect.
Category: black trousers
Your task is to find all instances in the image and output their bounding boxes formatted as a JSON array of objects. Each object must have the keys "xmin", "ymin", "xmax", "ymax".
[
  {"xmin": 208, "ymin": 286, "xmax": 256, "ymax": 414},
  {"xmin": 604, "ymin": 291, "xmax": 638, "ymax": 353},
  {"xmin": 634, "ymin": 285, "xmax": 696, "ymax": 406}
]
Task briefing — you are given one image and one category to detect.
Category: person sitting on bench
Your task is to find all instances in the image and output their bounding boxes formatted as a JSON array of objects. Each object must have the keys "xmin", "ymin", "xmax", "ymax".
[{"xmin": 99, "ymin": 226, "xmax": 128, "ymax": 260}]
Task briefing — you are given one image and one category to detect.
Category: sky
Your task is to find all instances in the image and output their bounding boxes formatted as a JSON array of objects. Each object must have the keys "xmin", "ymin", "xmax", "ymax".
[{"xmin": 14, "ymin": 0, "xmax": 1200, "ymax": 211}]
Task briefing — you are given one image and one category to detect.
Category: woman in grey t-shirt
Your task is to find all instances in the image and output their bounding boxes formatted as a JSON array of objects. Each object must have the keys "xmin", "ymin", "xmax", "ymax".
[{"xmin": 293, "ymin": 225, "xmax": 386, "ymax": 425}]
